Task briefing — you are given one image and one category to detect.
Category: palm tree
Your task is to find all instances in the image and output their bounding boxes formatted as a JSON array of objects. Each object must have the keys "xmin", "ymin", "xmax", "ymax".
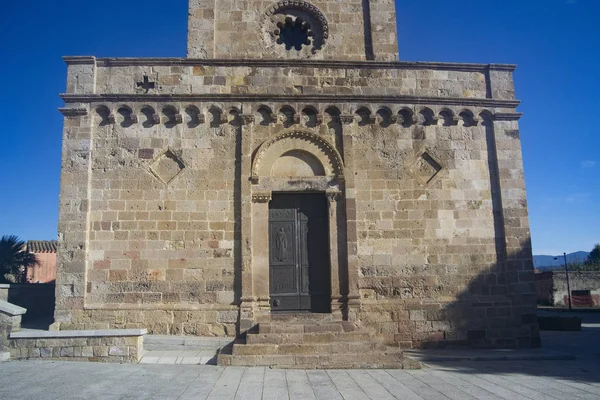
[{"xmin": 0, "ymin": 235, "xmax": 39, "ymax": 284}]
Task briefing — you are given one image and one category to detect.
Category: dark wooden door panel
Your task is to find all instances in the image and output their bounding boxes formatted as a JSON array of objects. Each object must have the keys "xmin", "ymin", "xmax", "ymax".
[{"xmin": 269, "ymin": 193, "xmax": 331, "ymax": 313}]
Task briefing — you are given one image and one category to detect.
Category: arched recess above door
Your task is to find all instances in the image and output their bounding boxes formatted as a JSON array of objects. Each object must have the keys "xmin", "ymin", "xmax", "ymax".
[{"xmin": 251, "ymin": 130, "xmax": 344, "ymax": 183}]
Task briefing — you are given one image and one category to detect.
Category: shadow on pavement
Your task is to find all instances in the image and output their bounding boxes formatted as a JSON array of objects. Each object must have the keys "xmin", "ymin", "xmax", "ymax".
[{"xmin": 413, "ymin": 313, "xmax": 600, "ymax": 384}]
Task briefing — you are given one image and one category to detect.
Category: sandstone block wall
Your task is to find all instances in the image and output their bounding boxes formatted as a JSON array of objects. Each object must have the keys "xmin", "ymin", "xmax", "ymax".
[
  {"xmin": 187, "ymin": 0, "xmax": 397, "ymax": 61},
  {"xmin": 55, "ymin": 58, "xmax": 538, "ymax": 348},
  {"xmin": 54, "ymin": 0, "xmax": 538, "ymax": 349}
]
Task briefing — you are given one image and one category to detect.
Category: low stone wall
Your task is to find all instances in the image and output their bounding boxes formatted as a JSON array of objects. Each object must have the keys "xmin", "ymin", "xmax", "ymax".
[
  {"xmin": 0, "ymin": 283, "xmax": 55, "ymax": 322},
  {"xmin": 535, "ymin": 272, "xmax": 554, "ymax": 306},
  {"xmin": 535, "ymin": 271, "xmax": 600, "ymax": 307},
  {"xmin": 8, "ymin": 329, "xmax": 146, "ymax": 363},
  {"xmin": 0, "ymin": 300, "xmax": 26, "ymax": 352}
]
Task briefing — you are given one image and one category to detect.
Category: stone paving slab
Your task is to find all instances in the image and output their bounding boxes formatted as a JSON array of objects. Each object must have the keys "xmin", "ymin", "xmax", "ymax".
[
  {"xmin": 405, "ymin": 348, "xmax": 575, "ymax": 362},
  {"xmin": 140, "ymin": 350, "xmax": 217, "ymax": 365},
  {"xmin": 0, "ymin": 359, "xmax": 599, "ymax": 399}
]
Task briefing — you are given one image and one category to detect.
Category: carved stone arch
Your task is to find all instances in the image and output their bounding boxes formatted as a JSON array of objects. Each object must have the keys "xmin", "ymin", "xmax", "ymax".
[
  {"xmin": 355, "ymin": 106, "xmax": 375, "ymax": 126},
  {"xmin": 207, "ymin": 105, "xmax": 226, "ymax": 127},
  {"xmin": 227, "ymin": 106, "xmax": 242, "ymax": 124},
  {"xmin": 278, "ymin": 105, "xmax": 298, "ymax": 127},
  {"xmin": 162, "ymin": 105, "xmax": 182, "ymax": 127},
  {"xmin": 256, "ymin": 105, "xmax": 276, "ymax": 126},
  {"xmin": 95, "ymin": 105, "xmax": 114, "ymax": 126},
  {"xmin": 479, "ymin": 110, "xmax": 494, "ymax": 127},
  {"xmin": 322, "ymin": 105, "xmax": 340, "ymax": 124},
  {"xmin": 116, "ymin": 104, "xmax": 137, "ymax": 127},
  {"xmin": 398, "ymin": 107, "xmax": 415, "ymax": 128},
  {"xmin": 376, "ymin": 106, "xmax": 395, "ymax": 127},
  {"xmin": 251, "ymin": 130, "xmax": 344, "ymax": 182},
  {"xmin": 324, "ymin": 105, "xmax": 340, "ymax": 117},
  {"xmin": 301, "ymin": 105, "xmax": 321, "ymax": 127},
  {"xmin": 458, "ymin": 109, "xmax": 478, "ymax": 127},
  {"xmin": 418, "ymin": 107, "xmax": 437, "ymax": 126},
  {"xmin": 139, "ymin": 104, "xmax": 159, "ymax": 128},
  {"xmin": 439, "ymin": 108, "xmax": 458, "ymax": 126},
  {"xmin": 184, "ymin": 104, "xmax": 203, "ymax": 127}
]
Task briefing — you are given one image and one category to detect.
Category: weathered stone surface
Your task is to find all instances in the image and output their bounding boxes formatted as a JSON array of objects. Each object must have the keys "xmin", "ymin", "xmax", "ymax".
[{"xmin": 53, "ymin": 0, "xmax": 538, "ymax": 357}]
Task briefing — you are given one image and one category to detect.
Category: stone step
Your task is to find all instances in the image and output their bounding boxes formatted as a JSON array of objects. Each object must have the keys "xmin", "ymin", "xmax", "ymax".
[
  {"xmin": 258, "ymin": 321, "xmax": 358, "ymax": 334},
  {"xmin": 246, "ymin": 331, "xmax": 373, "ymax": 344},
  {"xmin": 232, "ymin": 341, "xmax": 388, "ymax": 356},
  {"xmin": 0, "ymin": 352, "xmax": 9, "ymax": 362},
  {"xmin": 265, "ymin": 313, "xmax": 337, "ymax": 323},
  {"xmin": 218, "ymin": 351, "xmax": 418, "ymax": 369},
  {"xmin": 143, "ymin": 335, "xmax": 233, "ymax": 352}
]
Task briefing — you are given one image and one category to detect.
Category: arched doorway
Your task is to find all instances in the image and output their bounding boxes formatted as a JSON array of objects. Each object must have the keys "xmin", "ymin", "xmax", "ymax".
[{"xmin": 246, "ymin": 129, "xmax": 347, "ymax": 319}]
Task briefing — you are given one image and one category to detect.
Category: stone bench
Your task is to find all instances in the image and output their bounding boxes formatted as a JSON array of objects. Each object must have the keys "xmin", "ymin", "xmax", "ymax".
[{"xmin": 8, "ymin": 329, "xmax": 147, "ymax": 363}]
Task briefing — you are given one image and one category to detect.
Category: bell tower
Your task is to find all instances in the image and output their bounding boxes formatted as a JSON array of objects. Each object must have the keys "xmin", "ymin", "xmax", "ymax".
[{"xmin": 187, "ymin": 0, "xmax": 398, "ymax": 61}]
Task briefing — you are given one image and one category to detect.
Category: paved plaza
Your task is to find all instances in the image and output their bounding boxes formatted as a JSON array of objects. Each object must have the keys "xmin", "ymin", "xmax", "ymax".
[
  {"xmin": 1, "ymin": 314, "xmax": 598, "ymax": 400},
  {"xmin": 1, "ymin": 358, "xmax": 599, "ymax": 400}
]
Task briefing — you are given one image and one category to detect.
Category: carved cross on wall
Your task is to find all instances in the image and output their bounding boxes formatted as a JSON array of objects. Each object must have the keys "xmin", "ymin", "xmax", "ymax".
[{"xmin": 136, "ymin": 75, "xmax": 155, "ymax": 93}]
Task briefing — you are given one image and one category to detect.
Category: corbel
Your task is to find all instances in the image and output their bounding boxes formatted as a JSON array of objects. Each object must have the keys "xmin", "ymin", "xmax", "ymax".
[
  {"xmin": 241, "ymin": 114, "xmax": 255, "ymax": 125},
  {"xmin": 339, "ymin": 114, "xmax": 355, "ymax": 125}
]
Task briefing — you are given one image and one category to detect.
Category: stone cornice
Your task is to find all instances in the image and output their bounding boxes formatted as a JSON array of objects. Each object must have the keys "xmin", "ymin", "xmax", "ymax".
[
  {"xmin": 63, "ymin": 56, "xmax": 96, "ymax": 65},
  {"xmin": 494, "ymin": 112, "xmax": 523, "ymax": 121},
  {"xmin": 58, "ymin": 107, "xmax": 88, "ymax": 117},
  {"xmin": 61, "ymin": 93, "xmax": 520, "ymax": 109},
  {"xmin": 63, "ymin": 56, "xmax": 516, "ymax": 72}
]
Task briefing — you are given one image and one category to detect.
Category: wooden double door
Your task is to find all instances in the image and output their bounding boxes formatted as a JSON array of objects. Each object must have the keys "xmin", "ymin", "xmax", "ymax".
[{"xmin": 269, "ymin": 193, "xmax": 331, "ymax": 313}]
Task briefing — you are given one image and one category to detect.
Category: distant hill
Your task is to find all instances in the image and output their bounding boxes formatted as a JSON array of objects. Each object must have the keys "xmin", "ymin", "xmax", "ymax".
[{"xmin": 533, "ymin": 251, "xmax": 590, "ymax": 270}]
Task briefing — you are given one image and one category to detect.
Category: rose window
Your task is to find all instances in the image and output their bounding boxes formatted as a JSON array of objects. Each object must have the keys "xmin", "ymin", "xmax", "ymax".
[
  {"xmin": 262, "ymin": 1, "xmax": 329, "ymax": 57},
  {"xmin": 275, "ymin": 17, "xmax": 313, "ymax": 51}
]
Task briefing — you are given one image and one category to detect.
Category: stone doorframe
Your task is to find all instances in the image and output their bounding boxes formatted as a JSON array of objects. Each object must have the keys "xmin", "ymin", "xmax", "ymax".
[{"xmin": 239, "ymin": 130, "xmax": 358, "ymax": 329}]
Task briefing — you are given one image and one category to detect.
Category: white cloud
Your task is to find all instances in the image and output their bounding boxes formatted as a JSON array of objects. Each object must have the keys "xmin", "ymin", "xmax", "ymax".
[
  {"xmin": 566, "ymin": 193, "xmax": 590, "ymax": 204},
  {"xmin": 581, "ymin": 160, "xmax": 596, "ymax": 169}
]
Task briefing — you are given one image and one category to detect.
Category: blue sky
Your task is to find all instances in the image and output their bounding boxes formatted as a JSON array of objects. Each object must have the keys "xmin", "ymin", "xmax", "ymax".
[{"xmin": 1, "ymin": 0, "xmax": 598, "ymax": 256}]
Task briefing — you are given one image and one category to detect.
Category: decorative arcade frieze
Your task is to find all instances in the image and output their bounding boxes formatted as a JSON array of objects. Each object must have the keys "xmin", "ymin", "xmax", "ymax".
[{"xmin": 60, "ymin": 103, "xmax": 521, "ymax": 127}]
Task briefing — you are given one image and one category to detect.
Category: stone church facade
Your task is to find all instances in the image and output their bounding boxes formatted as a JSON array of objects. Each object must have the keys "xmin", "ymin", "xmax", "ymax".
[{"xmin": 55, "ymin": 0, "xmax": 540, "ymax": 353}]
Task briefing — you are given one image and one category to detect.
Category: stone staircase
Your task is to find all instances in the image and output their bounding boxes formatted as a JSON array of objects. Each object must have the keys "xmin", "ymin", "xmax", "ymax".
[
  {"xmin": 140, "ymin": 335, "xmax": 233, "ymax": 365},
  {"xmin": 218, "ymin": 314, "xmax": 419, "ymax": 369}
]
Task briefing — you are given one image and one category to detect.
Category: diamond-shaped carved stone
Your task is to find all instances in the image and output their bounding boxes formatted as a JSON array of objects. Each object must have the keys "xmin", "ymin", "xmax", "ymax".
[
  {"xmin": 411, "ymin": 152, "xmax": 442, "ymax": 186},
  {"xmin": 150, "ymin": 150, "xmax": 185, "ymax": 184}
]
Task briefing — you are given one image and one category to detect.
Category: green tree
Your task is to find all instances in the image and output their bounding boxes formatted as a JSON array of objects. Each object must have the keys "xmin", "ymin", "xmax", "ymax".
[
  {"xmin": 0, "ymin": 235, "xmax": 39, "ymax": 284},
  {"xmin": 587, "ymin": 244, "xmax": 600, "ymax": 264}
]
